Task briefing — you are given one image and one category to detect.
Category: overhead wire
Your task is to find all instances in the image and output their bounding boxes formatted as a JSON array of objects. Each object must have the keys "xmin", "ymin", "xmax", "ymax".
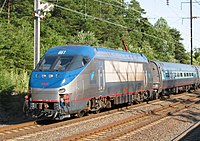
[
  {"xmin": 194, "ymin": 0, "xmax": 200, "ymax": 5},
  {"xmin": 93, "ymin": 0, "xmax": 126, "ymax": 10},
  {"xmin": 55, "ymin": 4, "xmax": 127, "ymax": 29},
  {"xmin": 44, "ymin": 0, "xmax": 185, "ymax": 46},
  {"xmin": 165, "ymin": 0, "xmax": 200, "ymax": 49},
  {"xmin": 96, "ymin": 0, "xmax": 185, "ymax": 42},
  {"xmin": 144, "ymin": 0, "xmax": 200, "ymax": 50}
]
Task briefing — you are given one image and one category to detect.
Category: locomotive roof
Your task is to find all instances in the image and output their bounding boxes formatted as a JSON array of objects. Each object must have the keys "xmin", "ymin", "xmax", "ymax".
[
  {"xmin": 95, "ymin": 47, "xmax": 148, "ymax": 63},
  {"xmin": 44, "ymin": 45, "xmax": 95, "ymax": 59},
  {"xmin": 44, "ymin": 45, "xmax": 148, "ymax": 63}
]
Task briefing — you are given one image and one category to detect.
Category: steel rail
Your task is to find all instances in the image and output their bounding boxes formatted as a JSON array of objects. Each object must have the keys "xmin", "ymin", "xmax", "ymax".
[
  {"xmin": 172, "ymin": 121, "xmax": 200, "ymax": 141},
  {"xmin": 103, "ymin": 98, "xmax": 199, "ymax": 141},
  {"xmin": 0, "ymin": 121, "xmax": 37, "ymax": 132}
]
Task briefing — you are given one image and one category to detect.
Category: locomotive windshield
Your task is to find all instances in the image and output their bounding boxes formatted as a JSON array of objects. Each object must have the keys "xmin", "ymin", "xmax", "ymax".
[{"xmin": 36, "ymin": 55, "xmax": 90, "ymax": 71}]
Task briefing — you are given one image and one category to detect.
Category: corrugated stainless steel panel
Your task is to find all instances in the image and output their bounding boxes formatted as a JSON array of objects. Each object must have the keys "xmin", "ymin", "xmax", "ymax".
[{"xmin": 104, "ymin": 61, "xmax": 145, "ymax": 83}]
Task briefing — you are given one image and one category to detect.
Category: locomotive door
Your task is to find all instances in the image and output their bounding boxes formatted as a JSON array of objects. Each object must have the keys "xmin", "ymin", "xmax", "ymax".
[
  {"xmin": 149, "ymin": 61, "xmax": 162, "ymax": 93},
  {"xmin": 97, "ymin": 60, "xmax": 105, "ymax": 91}
]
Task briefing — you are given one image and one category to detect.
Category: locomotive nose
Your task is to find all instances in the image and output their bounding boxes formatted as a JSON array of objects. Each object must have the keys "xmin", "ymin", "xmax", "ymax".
[{"xmin": 30, "ymin": 72, "xmax": 67, "ymax": 102}]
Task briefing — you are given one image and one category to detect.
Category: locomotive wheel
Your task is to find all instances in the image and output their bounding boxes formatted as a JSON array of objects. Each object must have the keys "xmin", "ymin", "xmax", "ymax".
[
  {"xmin": 77, "ymin": 110, "xmax": 86, "ymax": 118},
  {"xmin": 155, "ymin": 93, "xmax": 159, "ymax": 100},
  {"xmin": 93, "ymin": 108, "xmax": 100, "ymax": 114}
]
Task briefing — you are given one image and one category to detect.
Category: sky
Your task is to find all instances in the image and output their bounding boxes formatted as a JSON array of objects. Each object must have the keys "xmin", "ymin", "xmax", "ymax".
[{"xmin": 134, "ymin": 0, "xmax": 200, "ymax": 52}]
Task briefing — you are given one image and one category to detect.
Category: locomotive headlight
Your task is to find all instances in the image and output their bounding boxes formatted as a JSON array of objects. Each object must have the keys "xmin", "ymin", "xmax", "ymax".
[
  {"xmin": 42, "ymin": 74, "xmax": 47, "ymax": 78},
  {"xmin": 49, "ymin": 74, "xmax": 53, "ymax": 78},
  {"xmin": 35, "ymin": 74, "xmax": 39, "ymax": 78},
  {"xmin": 59, "ymin": 88, "xmax": 66, "ymax": 93}
]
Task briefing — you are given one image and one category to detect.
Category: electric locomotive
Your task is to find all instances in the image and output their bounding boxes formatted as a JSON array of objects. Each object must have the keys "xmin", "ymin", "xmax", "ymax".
[{"xmin": 28, "ymin": 45, "xmax": 153, "ymax": 120}]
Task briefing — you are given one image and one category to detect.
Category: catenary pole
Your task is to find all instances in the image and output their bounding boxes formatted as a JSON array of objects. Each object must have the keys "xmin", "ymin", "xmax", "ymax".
[
  {"xmin": 34, "ymin": 0, "xmax": 40, "ymax": 69},
  {"xmin": 181, "ymin": 1, "xmax": 199, "ymax": 65},
  {"xmin": 190, "ymin": 0, "xmax": 193, "ymax": 65}
]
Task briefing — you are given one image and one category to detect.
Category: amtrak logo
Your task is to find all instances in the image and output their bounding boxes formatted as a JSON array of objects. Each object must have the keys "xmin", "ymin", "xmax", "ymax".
[{"xmin": 90, "ymin": 71, "xmax": 95, "ymax": 80}]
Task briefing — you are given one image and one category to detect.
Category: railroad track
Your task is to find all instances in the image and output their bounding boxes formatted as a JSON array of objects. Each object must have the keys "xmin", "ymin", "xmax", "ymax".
[
  {"xmin": 172, "ymin": 121, "xmax": 200, "ymax": 141},
  {"xmin": 0, "ymin": 93, "xmax": 198, "ymax": 140},
  {"xmin": 0, "ymin": 99, "xmax": 148, "ymax": 139},
  {"xmin": 61, "ymin": 96, "xmax": 199, "ymax": 141},
  {"xmin": 0, "ymin": 102, "xmax": 146, "ymax": 140},
  {"xmin": 0, "ymin": 101, "xmax": 156, "ymax": 140}
]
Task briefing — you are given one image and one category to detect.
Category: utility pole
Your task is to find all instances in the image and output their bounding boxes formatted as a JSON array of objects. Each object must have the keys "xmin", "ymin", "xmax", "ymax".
[
  {"xmin": 190, "ymin": 0, "xmax": 193, "ymax": 65},
  {"xmin": 33, "ymin": 0, "xmax": 54, "ymax": 68},
  {"xmin": 166, "ymin": 0, "xmax": 169, "ymax": 5},
  {"xmin": 34, "ymin": 0, "xmax": 40, "ymax": 69},
  {"xmin": 181, "ymin": 0, "xmax": 195, "ymax": 65}
]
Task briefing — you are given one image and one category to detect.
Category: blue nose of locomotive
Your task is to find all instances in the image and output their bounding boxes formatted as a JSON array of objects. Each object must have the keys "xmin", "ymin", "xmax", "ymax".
[
  {"xmin": 29, "ymin": 69, "xmax": 82, "ymax": 102},
  {"xmin": 30, "ymin": 70, "xmax": 80, "ymax": 88}
]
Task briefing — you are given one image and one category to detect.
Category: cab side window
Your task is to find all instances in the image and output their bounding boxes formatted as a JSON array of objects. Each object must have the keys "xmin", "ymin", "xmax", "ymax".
[
  {"xmin": 69, "ymin": 56, "xmax": 90, "ymax": 70},
  {"xmin": 82, "ymin": 56, "xmax": 90, "ymax": 66}
]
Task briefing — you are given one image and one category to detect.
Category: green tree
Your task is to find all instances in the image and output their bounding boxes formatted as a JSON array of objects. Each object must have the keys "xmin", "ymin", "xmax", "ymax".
[
  {"xmin": 0, "ymin": 20, "xmax": 34, "ymax": 70},
  {"xmin": 151, "ymin": 17, "xmax": 176, "ymax": 62},
  {"xmin": 70, "ymin": 30, "xmax": 99, "ymax": 46},
  {"xmin": 193, "ymin": 48, "xmax": 200, "ymax": 65},
  {"xmin": 170, "ymin": 28, "xmax": 189, "ymax": 64}
]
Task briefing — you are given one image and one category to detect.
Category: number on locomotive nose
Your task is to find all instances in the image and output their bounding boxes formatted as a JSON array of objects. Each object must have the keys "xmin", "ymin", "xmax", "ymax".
[{"xmin": 58, "ymin": 50, "xmax": 66, "ymax": 54}]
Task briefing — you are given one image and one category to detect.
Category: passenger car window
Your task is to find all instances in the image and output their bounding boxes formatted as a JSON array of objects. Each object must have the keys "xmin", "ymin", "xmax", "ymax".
[
  {"xmin": 165, "ymin": 71, "xmax": 169, "ymax": 78},
  {"xmin": 174, "ymin": 73, "xmax": 176, "ymax": 77}
]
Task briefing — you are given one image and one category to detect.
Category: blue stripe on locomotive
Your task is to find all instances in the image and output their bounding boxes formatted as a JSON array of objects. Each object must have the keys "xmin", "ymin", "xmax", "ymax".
[{"xmin": 30, "ymin": 45, "xmax": 148, "ymax": 89}]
